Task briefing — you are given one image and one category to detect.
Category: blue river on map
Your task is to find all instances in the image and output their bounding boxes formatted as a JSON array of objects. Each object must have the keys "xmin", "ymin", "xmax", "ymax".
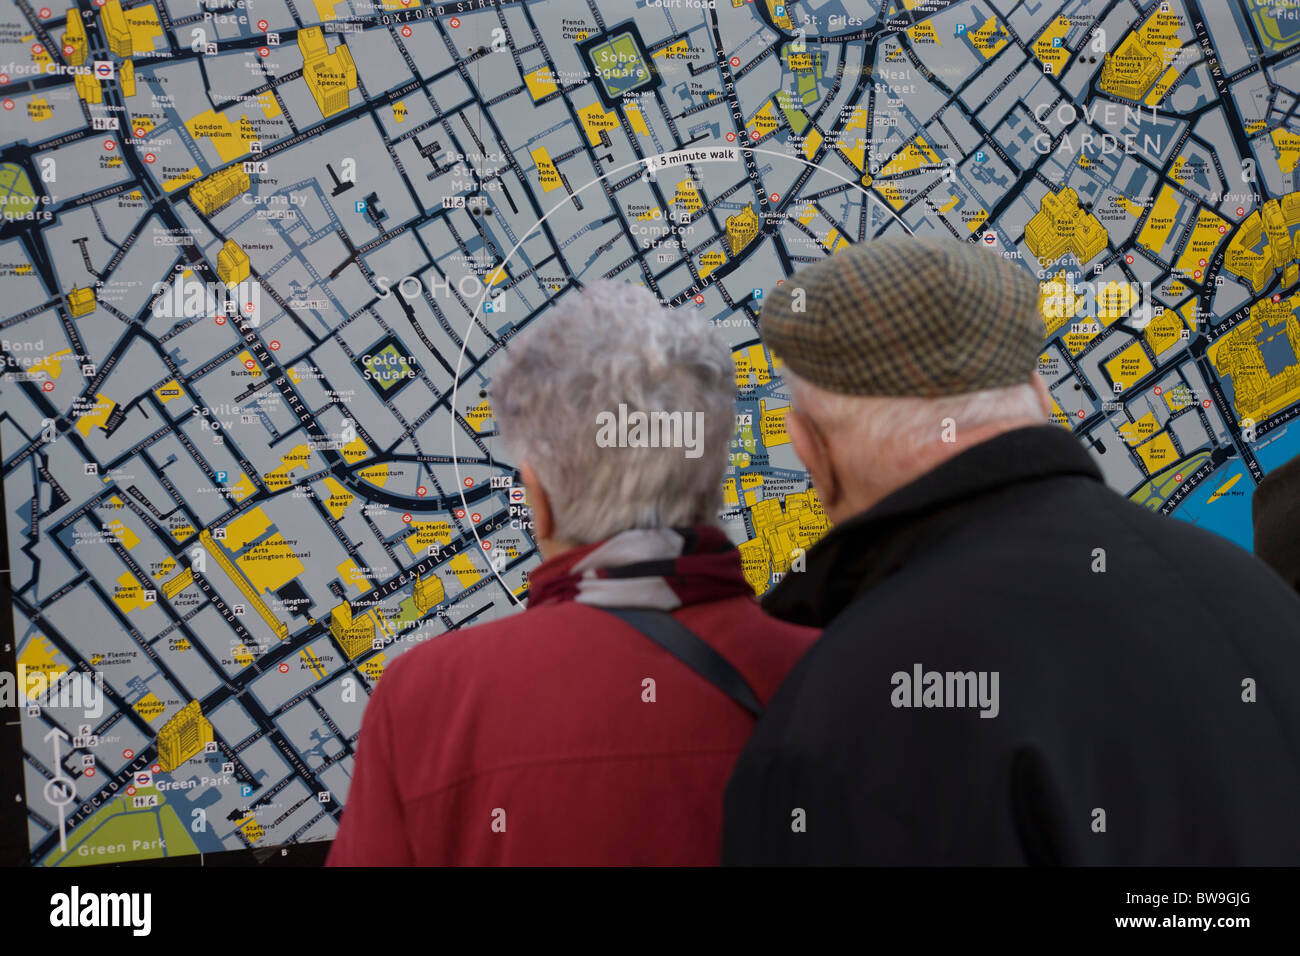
[{"xmin": 1174, "ymin": 423, "xmax": 1300, "ymax": 552}]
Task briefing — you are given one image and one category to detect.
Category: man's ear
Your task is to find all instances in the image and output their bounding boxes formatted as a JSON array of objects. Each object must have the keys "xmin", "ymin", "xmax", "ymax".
[
  {"xmin": 518, "ymin": 462, "xmax": 555, "ymax": 543},
  {"xmin": 787, "ymin": 408, "xmax": 839, "ymax": 514},
  {"xmin": 1030, "ymin": 373, "xmax": 1053, "ymax": 418}
]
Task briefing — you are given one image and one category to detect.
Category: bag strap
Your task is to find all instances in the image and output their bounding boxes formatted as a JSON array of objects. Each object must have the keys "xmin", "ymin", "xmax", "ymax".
[{"xmin": 598, "ymin": 606, "xmax": 763, "ymax": 717}]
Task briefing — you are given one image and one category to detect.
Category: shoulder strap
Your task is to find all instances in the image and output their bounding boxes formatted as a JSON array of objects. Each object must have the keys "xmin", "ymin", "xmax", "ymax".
[{"xmin": 598, "ymin": 606, "xmax": 763, "ymax": 718}]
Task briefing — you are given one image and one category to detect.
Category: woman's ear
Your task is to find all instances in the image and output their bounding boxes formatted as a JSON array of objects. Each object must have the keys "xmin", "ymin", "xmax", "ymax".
[{"xmin": 518, "ymin": 462, "xmax": 554, "ymax": 543}]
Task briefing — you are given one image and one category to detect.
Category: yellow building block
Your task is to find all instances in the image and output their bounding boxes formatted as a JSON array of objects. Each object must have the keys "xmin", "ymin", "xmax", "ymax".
[
  {"xmin": 217, "ymin": 239, "xmax": 250, "ymax": 286},
  {"xmin": 1032, "ymin": 15, "xmax": 1072, "ymax": 73},
  {"xmin": 75, "ymin": 393, "xmax": 115, "ymax": 436},
  {"xmin": 834, "ymin": 107, "xmax": 868, "ymax": 171},
  {"xmin": 336, "ymin": 559, "xmax": 371, "ymax": 592},
  {"xmin": 1136, "ymin": 184, "xmax": 1180, "ymax": 256},
  {"xmin": 154, "ymin": 379, "xmax": 185, "ymax": 403},
  {"xmin": 624, "ymin": 104, "xmax": 650, "ymax": 136},
  {"xmin": 340, "ymin": 437, "xmax": 370, "ymax": 464},
  {"xmin": 61, "ymin": 8, "xmax": 87, "ymax": 65},
  {"xmin": 1144, "ymin": 66, "xmax": 1180, "ymax": 106},
  {"xmin": 906, "ymin": 19, "xmax": 941, "ymax": 45},
  {"xmin": 226, "ymin": 472, "xmax": 256, "ymax": 502},
  {"xmin": 524, "ymin": 67, "xmax": 557, "ymax": 100},
  {"xmin": 322, "ymin": 477, "xmax": 354, "ymax": 519},
  {"xmin": 746, "ymin": 100, "xmax": 780, "ymax": 139},
  {"xmin": 802, "ymin": 127, "xmax": 823, "ymax": 160},
  {"xmin": 237, "ymin": 533, "xmax": 304, "ymax": 594},
  {"xmin": 531, "ymin": 146, "xmax": 562, "ymax": 193},
  {"xmin": 464, "ymin": 399, "xmax": 493, "ymax": 431},
  {"xmin": 405, "ymin": 520, "xmax": 452, "ymax": 558},
  {"xmin": 1273, "ymin": 128, "xmax": 1300, "ymax": 173},
  {"xmin": 725, "ymin": 204, "xmax": 760, "ymax": 256},
  {"xmin": 67, "ymin": 284, "xmax": 96, "ymax": 317},
  {"xmin": 224, "ymin": 507, "xmax": 272, "ymax": 552},
  {"xmin": 133, "ymin": 692, "xmax": 166, "ymax": 722},
  {"xmin": 299, "ymin": 28, "xmax": 357, "ymax": 118},
  {"xmin": 1174, "ymin": 208, "xmax": 1228, "ymax": 279},
  {"xmin": 112, "ymin": 572, "xmax": 149, "ymax": 612},
  {"xmin": 1119, "ymin": 412, "xmax": 1160, "ymax": 445},
  {"xmin": 698, "ymin": 248, "xmax": 726, "ymax": 279},
  {"xmin": 722, "ymin": 477, "xmax": 739, "ymax": 507},
  {"xmin": 162, "ymin": 167, "xmax": 202, "ymax": 193},
  {"xmin": 17, "ymin": 635, "xmax": 67, "ymax": 701},
  {"xmin": 759, "ymin": 401, "xmax": 790, "ymax": 447},
  {"xmin": 262, "ymin": 445, "xmax": 310, "ymax": 493},
  {"xmin": 577, "ymin": 102, "xmax": 619, "ymax": 146},
  {"xmin": 185, "ymin": 109, "xmax": 259, "ymax": 164},
  {"xmin": 1103, "ymin": 339, "xmax": 1155, "ymax": 389},
  {"xmin": 1136, "ymin": 431, "xmax": 1178, "ymax": 473},
  {"xmin": 673, "ymin": 179, "xmax": 702, "ymax": 214},
  {"xmin": 1063, "ymin": 320, "xmax": 1099, "ymax": 356},
  {"xmin": 969, "ymin": 16, "xmax": 1009, "ymax": 57},
  {"xmin": 1145, "ymin": 306, "xmax": 1186, "ymax": 357},
  {"xmin": 124, "ymin": 3, "xmax": 163, "ymax": 54},
  {"xmin": 447, "ymin": 552, "xmax": 481, "ymax": 588},
  {"xmin": 738, "ymin": 538, "xmax": 770, "ymax": 593}
]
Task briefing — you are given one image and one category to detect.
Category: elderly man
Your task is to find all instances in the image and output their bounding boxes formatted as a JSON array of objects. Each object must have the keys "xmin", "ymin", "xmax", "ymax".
[
  {"xmin": 722, "ymin": 235, "xmax": 1300, "ymax": 865},
  {"xmin": 1254, "ymin": 453, "xmax": 1300, "ymax": 593},
  {"xmin": 327, "ymin": 279, "xmax": 815, "ymax": 866}
]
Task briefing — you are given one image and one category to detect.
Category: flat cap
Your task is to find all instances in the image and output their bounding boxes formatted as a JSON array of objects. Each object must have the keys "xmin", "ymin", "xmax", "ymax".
[{"xmin": 759, "ymin": 234, "xmax": 1043, "ymax": 397}]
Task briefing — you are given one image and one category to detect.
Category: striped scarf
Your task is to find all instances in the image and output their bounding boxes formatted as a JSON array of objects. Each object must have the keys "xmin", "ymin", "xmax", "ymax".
[{"xmin": 526, "ymin": 525, "xmax": 753, "ymax": 610}]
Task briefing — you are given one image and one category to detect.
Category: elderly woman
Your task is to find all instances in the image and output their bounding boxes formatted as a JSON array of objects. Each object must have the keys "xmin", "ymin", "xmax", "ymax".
[{"xmin": 327, "ymin": 280, "xmax": 815, "ymax": 866}]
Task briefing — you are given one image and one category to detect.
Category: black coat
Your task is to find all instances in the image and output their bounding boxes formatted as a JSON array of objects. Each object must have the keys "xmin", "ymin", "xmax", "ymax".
[
  {"xmin": 1254, "ymin": 452, "xmax": 1300, "ymax": 593},
  {"xmin": 722, "ymin": 426, "xmax": 1300, "ymax": 865}
]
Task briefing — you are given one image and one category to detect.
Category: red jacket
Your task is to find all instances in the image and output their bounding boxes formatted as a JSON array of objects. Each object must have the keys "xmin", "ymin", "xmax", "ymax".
[{"xmin": 326, "ymin": 542, "xmax": 816, "ymax": 866}]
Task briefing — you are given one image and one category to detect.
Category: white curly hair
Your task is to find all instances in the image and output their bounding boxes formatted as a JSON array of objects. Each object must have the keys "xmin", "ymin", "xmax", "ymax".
[{"xmin": 491, "ymin": 279, "xmax": 736, "ymax": 543}]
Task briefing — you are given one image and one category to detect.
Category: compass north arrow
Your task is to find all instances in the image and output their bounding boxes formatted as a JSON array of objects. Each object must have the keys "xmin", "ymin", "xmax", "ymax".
[
  {"xmin": 44, "ymin": 725, "xmax": 68, "ymax": 766},
  {"xmin": 43, "ymin": 727, "xmax": 74, "ymax": 851}
]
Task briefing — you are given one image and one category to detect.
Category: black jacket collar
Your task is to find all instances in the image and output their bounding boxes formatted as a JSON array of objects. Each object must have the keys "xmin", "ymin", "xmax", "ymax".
[{"xmin": 762, "ymin": 425, "xmax": 1104, "ymax": 628}]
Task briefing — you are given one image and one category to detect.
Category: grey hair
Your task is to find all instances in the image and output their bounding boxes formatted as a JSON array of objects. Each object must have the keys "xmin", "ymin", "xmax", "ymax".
[
  {"xmin": 491, "ymin": 279, "xmax": 736, "ymax": 543},
  {"xmin": 784, "ymin": 370, "xmax": 1047, "ymax": 479}
]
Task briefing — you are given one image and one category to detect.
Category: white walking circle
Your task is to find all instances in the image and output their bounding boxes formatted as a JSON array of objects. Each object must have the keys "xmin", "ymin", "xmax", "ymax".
[{"xmin": 447, "ymin": 143, "xmax": 916, "ymax": 606}]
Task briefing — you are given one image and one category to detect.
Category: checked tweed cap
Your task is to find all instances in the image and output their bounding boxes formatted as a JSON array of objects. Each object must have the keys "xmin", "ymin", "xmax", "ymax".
[{"xmin": 759, "ymin": 235, "xmax": 1043, "ymax": 397}]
